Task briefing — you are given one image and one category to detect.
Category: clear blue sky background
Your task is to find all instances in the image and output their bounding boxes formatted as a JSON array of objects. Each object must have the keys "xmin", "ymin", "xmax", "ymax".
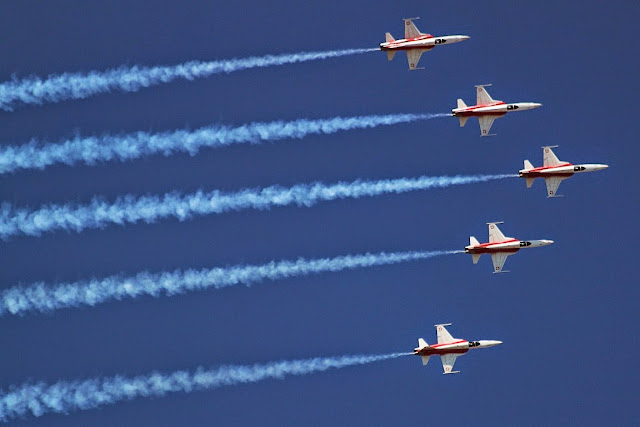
[{"xmin": 0, "ymin": 1, "xmax": 637, "ymax": 425}]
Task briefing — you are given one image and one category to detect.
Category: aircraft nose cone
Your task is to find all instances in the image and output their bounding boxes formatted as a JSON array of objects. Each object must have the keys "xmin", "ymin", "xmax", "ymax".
[
  {"xmin": 545, "ymin": 239, "xmax": 554, "ymax": 245},
  {"xmin": 532, "ymin": 103, "xmax": 542, "ymax": 109},
  {"xmin": 479, "ymin": 340, "xmax": 502, "ymax": 348}
]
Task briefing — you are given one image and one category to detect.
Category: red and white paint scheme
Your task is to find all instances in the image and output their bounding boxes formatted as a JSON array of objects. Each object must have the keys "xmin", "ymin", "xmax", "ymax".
[
  {"xmin": 465, "ymin": 222, "xmax": 553, "ymax": 273},
  {"xmin": 519, "ymin": 146, "xmax": 608, "ymax": 198},
  {"xmin": 379, "ymin": 18, "xmax": 469, "ymax": 71},
  {"xmin": 452, "ymin": 84, "xmax": 542, "ymax": 136},
  {"xmin": 413, "ymin": 324, "xmax": 502, "ymax": 374}
]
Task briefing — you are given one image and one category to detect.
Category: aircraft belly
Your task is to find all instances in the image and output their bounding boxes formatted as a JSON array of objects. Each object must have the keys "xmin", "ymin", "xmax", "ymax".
[
  {"xmin": 455, "ymin": 111, "xmax": 506, "ymax": 117},
  {"xmin": 469, "ymin": 247, "xmax": 520, "ymax": 255},
  {"xmin": 419, "ymin": 348, "xmax": 469, "ymax": 356},
  {"xmin": 391, "ymin": 44, "xmax": 434, "ymax": 51}
]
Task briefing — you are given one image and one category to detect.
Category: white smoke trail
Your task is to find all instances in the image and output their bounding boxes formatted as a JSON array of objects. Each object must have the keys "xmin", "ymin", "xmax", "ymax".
[
  {"xmin": 0, "ymin": 352, "xmax": 408, "ymax": 422},
  {"xmin": 0, "ymin": 174, "xmax": 515, "ymax": 239},
  {"xmin": 0, "ymin": 250, "xmax": 460, "ymax": 317},
  {"xmin": 0, "ymin": 48, "xmax": 377, "ymax": 111},
  {"xmin": 0, "ymin": 113, "xmax": 447, "ymax": 174}
]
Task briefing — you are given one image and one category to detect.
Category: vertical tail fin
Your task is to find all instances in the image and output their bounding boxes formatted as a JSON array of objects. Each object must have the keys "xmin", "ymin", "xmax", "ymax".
[{"xmin": 385, "ymin": 32, "xmax": 395, "ymax": 43}]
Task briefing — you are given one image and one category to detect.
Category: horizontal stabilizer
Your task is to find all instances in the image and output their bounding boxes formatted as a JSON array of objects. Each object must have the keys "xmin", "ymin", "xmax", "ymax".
[
  {"xmin": 526, "ymin": 177, "xmax": 535, "ymax": 188},
  {"xmin": 523, "ymin": 160, "xmax": 534, "ymax": 170},
  {"xmin": 385, "ymin": 32, "xmax": 395, "ymax": 43},
  {"xmin": 386, "ymin": 50, "xmax": 396, "ymax": 61},
  {"xmin": 472, "ymin": 253, "xmax": 481, "ymax": 264},
  {"xmin": 457, "ymin": 99, "xmax": 467, "ymax": 109},
  {"xmin": 469, "ymin": 236, "xmax": 480, "ymax": 246},
  {"xmin": 418, "ymin": 338, "xmax": 428, "ymax": 348},
  {"xmin": 443, "ymin": 370, "xmax": 461, "ymax": 375},
  {"xmin": 421, "ymin": 356, "xmax": 430, "ymax": 366},
  {"xmin": 458, "ymin": 116, "xmax": 469, "ymax": 128}
]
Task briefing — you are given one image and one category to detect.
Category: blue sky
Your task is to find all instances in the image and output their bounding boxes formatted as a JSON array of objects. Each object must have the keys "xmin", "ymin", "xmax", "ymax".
[{"xmin": 0, "ymin": 1, "xmax": 637, "ymax": 425}]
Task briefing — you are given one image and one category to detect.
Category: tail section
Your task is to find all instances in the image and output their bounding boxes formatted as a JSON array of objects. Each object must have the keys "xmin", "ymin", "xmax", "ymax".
[
  {"xmin": 416, "ymin": 338, "xmax": 430, "ymax": 366},
  {"xmin": 386, "ymin": 50, "xmax": 396, "ymax": 61},
  {"xmin": 385, "ymin": 32, "xmax": 395, "ymax": 43},
  {"xmin": 471, "ymin": 253, "xmax": 481, "ymax": 264},
  {"xmin": 469, "ymin": 236, "xmax": 480, "ymax": 246},
  {"xmin": 458, "ymin": 116, "xmax": 469, "ymax": 127},
  {"xmin": 523, "ymin": 160, "xmax": 536, "ymax": 188},
  {"xmin": 457, "ymin": 99, "xmax": 467, "ymax": 109}
]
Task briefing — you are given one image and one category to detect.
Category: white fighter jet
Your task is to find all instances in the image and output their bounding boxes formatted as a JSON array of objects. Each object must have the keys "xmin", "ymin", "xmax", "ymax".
[
  {"xmin": 465, "ymin": 222, "xmax": 554, "ymax": 273},
  {"xmin": 379, "ymin": 18, "xmax": 469, "ymax": 71},
  {"xmin": 413, "ymin": 324, "xmax": 502, "ymax": 374},
  {"xmin": 452, "ymin": 85, "xmax": 542, "ymax": 136},
  {"xmin": 519, "ymin": 146, "xmax": 609, "ymax": 198}
]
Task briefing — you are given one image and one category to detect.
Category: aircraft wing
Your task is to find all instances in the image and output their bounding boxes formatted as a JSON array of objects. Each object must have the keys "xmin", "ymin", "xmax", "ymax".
[
  {"xmin": 491, "ymin": 252, "xmax": 511, "ymax": 273},
  {"xmin": 543, "ymin": 147, "xmax": 563, "ymax": 167},
  {"xmin": 476, "ymin": 86, "xmax": 497, "ymax": 105},
  {"xmin": 488, "ymin": 222, "xmax": 509, "ymax": 243},
  {"xmin": 406, "ymin": 49, "xmax": 426, "ymax": 70},
  {"xmin": 478, "ymin": 115, "xmax": 497, "ymax": 136},
  {"xmin": 545, "ymin": 176, "xmax": 566, "ymax": 197},
  {"xmin": 440, "ymin": 353, "xmax": 461, "ymax": 374},
  {"xmin": 436, "ymin": 324, "xmax": 457, "ymax": 344},
  {"xmin": 404, "ymin": 19, "xmax": 423, "ymax": 39}
]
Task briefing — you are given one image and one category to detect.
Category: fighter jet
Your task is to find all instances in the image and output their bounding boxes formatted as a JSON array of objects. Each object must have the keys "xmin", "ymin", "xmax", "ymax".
[
  {"xmin": 465, "ymin": 222, "xmax": 554, "ymax": 273},
  {"xmin": 452, "ymin": 85, "xmax": 542, "ymax": 136},
  {"xmin": 413, "ymin": 324, "xmax": 502, "ymax": 374},
  {"xmin": 379, "ymin": 18, "xmax": 469, "ymax": 71},
  {"xmin": 519, "ymin": 146, "xmax": 609, "ymax": 198}
]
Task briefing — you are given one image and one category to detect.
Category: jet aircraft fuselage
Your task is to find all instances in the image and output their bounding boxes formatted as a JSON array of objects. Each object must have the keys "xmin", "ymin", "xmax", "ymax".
[
  {"xmin": 414, "ymin": 339, "xmax": 500, "ymax": 356},
  {"xmin": 464, "ymin": 237, "xmax": 553, "ymax": 256},
  {"xmin": 379, "ymin": 34, "xmax": 469, "ymax": 52},
  {"xmin": 452, "ymin": 101, "xmax": 541, "ymax": 117}
]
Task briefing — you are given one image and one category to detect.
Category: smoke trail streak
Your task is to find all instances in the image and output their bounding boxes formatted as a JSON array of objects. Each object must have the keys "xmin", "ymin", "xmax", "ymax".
[
  {"xmin": 0, "ymin": 48, "xmax": 376, "ymax": 111},
  {"xmin": 1, "ymin": 250, "xmax": 460, "ymax": 317},
  {"xmin": 0, "ymin": 113, "xmax": 447, "ymax": 174},
  {"xmin": 0, "ymin": 352, "xmax": 408, "ymax": 422},
  {"xmin": 0, "ymin": 174, "xmax": 515, "ymax": 239}
]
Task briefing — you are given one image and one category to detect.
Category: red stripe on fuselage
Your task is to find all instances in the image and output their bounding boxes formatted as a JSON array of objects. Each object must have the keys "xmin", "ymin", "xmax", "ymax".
[
  {"xmin": 453, "ymin": 102, "xmax": 507, "ymax": 117},
  {"xmin": 382, "ymin": 45, "xmax": 435, "ymax": 51},
  {"xmin": 466, "ymin": 239, "xmax": 520, "ymax": 254},
  {"xmin": 528, "ymin": 163, "xmax": 573, "ymax": 172},
  {"xmin": 417, "ymin": 341, "xmax": 470, "ymax": 356}
]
